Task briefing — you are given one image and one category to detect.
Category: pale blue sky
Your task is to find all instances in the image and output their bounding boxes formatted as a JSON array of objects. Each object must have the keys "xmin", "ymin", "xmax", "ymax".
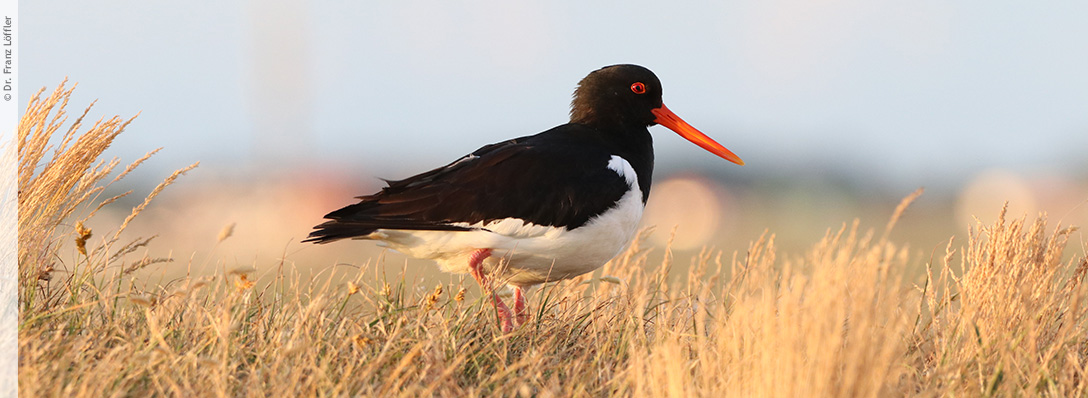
[{"xmin": 22, "ymin": 1, "xmax": 1088, "ymax": 190}]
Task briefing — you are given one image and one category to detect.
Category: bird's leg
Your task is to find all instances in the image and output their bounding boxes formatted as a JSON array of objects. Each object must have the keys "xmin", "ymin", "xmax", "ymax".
[
  {"xmin": 493, "ymin": 294, "xmax": 514, "ymax": 333},
  {"xmin": 513, "ymin": 287, "xmax": 529, "ymax": 325},
  {"xmin": 468, "ymin": 248, "xmax": 514, "ymax": 332},
  {"xmin": 468, "ymin": 248, "xmax": 492, "ymax": 284}
]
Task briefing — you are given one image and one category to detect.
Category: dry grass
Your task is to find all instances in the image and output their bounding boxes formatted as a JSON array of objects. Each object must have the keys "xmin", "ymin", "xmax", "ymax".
[
  {"xmin": 16, "ymin": 83, "xmax": 1088, "ymax": 397},
  {"xmin": 18, "ymin": 81, "xmax": 197, "ymax": 321}
]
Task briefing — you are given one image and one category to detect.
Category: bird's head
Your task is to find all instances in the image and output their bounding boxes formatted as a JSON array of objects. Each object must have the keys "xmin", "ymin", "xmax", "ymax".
[{"xmin": 571, "ymin": 64, "xmax": 744, "ymax": 165}]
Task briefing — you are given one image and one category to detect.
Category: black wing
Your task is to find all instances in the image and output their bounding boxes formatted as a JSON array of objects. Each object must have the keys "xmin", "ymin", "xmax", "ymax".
[{"xmin": 304, "ymin": 126, "xmax": 632, "ymax": 244}]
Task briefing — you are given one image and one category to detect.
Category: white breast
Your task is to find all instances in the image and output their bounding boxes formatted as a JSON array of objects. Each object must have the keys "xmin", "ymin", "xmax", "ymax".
[{"xmin": 371, "ymin": 155, "xmax": 645, "ymax": 287}]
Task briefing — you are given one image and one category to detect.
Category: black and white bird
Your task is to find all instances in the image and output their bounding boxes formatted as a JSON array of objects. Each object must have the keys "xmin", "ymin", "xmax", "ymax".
[{"xmin": 305, "ymin": 65, "xmax": 744, "ymax": 332}]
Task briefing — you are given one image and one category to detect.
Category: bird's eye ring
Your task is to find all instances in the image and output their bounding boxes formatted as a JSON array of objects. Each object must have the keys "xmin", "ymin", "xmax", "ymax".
[{"xmin": 630, "ymin": 82, "xmax": 647, "ymax": 94}]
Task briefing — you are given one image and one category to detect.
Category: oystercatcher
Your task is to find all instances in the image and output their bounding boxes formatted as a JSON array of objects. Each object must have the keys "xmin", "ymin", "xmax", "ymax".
[{"xmin": 306, "ymin": 64, "xmax": 743, "ymax": 332}]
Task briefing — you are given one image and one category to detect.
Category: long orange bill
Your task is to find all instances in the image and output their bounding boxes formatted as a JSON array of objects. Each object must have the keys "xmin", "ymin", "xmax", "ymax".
[{"xmin": 651, "ymin": 103, "xmax": 745, "ymax": 166}]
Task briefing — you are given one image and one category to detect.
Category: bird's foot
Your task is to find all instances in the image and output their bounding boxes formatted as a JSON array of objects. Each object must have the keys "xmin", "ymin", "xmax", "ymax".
[
  {"xmin": 513, "ymin": 287, "xmax": 529, "ymax": 325},
  {"xmin": 468, "ymin": 248, "xmax": 492, "ymax": 284},
  {"xmin": 468, "ymin": 248, "xmax": 516, "ymax": 332},
  {"xmin": 493, "ymin": 293, "xmax": 515, "ymax": 333}
]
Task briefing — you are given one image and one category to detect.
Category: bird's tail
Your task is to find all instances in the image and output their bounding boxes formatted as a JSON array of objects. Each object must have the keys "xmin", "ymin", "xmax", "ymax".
[{"xmin": 304, "ymin": 199, "xmax": 474, "ymax": 244}]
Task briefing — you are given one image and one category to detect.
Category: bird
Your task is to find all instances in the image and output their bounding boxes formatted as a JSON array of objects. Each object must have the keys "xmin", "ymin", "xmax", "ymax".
[{"xmin": 305, "ymin": 64, "xmax": 744, "ymax": 332}]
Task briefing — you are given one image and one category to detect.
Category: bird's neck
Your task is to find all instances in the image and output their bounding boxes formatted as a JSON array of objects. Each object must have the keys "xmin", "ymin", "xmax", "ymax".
[{"xmin": 589, "ymin": 123, "xmax": 655, "ymax": 203}]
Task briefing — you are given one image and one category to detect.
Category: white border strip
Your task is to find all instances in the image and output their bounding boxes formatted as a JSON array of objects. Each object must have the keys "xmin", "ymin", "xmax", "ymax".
[{"xmin": 0, "ymin": 0, "xmax": 17, "ymax": 396}]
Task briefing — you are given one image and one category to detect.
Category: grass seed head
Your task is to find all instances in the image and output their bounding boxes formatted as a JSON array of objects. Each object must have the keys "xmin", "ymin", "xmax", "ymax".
[
  {"xmin": 352, "ymin": 334, "xmax": 372, "ymax": 349},
  {"xmin": 74, "ymin": 221, "xmax": 92, "ymax": 256},
  {"xmin": 234, "ymin": 274, "xmax": 256, "ymax": 291},
  {"xmin": 189, "ymin": 276, "xmax": 213, "ymax": 290},
  {"xmin": 228, "ymin": 265, "xmax": 256, "ymax": 276},
  {"xmin": 424, "ymin": 283, "xmax": 443, "ymax": 309},
  {"xmin": 380, "ymin": 282, "xmax": 392, "ymax": 299},
  {"xmin": 217, "ymin": 222, "xmax": 235, "ymax": 243},
  {"xmin": 600, "ymin": 275, "xmax": 623, "ymax": 285},
  {"xmin": 36, "ymin": 264, "xmax": 54, "ymax": 282},
  {"xmin": 128, "ymin": 293, "xmax": 153, "ymax": 308}
]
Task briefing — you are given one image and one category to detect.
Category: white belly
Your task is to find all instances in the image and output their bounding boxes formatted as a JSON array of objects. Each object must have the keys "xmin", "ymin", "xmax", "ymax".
[{"xmin": 369, "ymin": 155, "xmax": 644, "ymax": 287}]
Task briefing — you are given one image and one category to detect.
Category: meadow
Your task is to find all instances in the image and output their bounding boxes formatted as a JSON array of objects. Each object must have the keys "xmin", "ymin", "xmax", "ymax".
[{"xmin": 17, "ymin": 82, "xmax": 1088, "ymax": 397}]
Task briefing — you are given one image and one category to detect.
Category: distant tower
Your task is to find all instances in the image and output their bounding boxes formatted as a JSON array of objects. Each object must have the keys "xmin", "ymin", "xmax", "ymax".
[{"xmin": 245, "ymin": 0, "xmax": 313, "ymax": 168}]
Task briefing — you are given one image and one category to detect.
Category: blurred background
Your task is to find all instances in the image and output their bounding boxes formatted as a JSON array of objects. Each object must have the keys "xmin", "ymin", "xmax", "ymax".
[{"xmin": 21, "ymin": 1, "xmax": 1088, "ymax": 282}]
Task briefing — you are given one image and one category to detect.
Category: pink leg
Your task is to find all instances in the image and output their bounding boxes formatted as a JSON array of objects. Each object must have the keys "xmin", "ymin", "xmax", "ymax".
[
  {"xmin": 493, "ymin": 294, "xmax": 514, "ymax": 333},
  {"xmin": 513, "ymin": 287, "xmax": 529, "ymax": 325},
  {"xmin": 468, "ymin": 248, "xmax": 492, "ymax": 284},
  {"xmin": 468, "ymin": 248, "xmax": 514, "ymax": 332}
]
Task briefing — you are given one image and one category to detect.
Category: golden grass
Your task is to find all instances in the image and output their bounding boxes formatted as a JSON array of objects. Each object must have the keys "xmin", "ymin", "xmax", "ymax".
[
  {"xmin": 18, "ymin": 81, "xmax": 197, "ymax": 314},
  {"xmin": 16, "ymin": 83, "xmax": 1088, "ymax": 397}
]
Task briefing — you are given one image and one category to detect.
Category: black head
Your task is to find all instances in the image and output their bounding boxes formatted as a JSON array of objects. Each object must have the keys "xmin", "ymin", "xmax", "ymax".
[
  {"xmin": 570, "ymin": 64, "xmax": 663, "ymax": 128},
  {"xmin": 569, "ymin": 64, "xmax": 745, "ymax": 165}
]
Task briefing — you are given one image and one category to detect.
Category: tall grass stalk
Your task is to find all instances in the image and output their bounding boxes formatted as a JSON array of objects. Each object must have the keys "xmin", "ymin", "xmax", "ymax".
[{"xmin": 17, "ymin": 81, "xmax": 196, "ymax": 315}]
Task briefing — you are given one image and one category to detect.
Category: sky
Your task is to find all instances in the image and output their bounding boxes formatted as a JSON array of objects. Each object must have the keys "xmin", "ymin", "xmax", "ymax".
[{"xmin": 20, "ymin": 0, "xmax": 1088, "ymax": 191}]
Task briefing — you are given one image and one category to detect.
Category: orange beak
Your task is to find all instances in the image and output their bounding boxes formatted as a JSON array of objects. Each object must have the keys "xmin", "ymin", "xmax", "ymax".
[{"xmin": 651, "ymin": 103, "xmax": 744, "ymax": 166}]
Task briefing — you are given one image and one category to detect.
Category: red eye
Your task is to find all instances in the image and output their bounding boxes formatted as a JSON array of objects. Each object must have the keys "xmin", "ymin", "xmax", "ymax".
[{"xmin": 630, "ymin": 82, "xmax": 646, "ymax": 94}]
